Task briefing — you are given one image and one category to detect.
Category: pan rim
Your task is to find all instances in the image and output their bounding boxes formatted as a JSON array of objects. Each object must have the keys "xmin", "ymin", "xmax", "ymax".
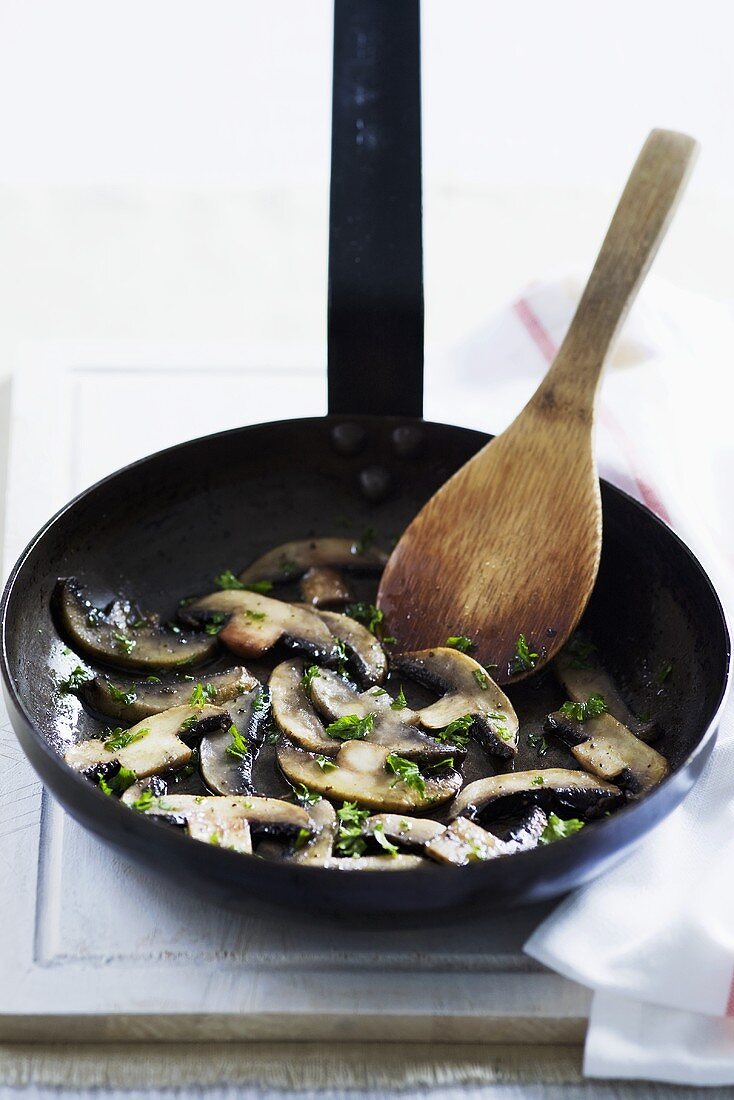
[{"xmin": 1, "ymin": 413, "xmax": 731, "ymax": 884}]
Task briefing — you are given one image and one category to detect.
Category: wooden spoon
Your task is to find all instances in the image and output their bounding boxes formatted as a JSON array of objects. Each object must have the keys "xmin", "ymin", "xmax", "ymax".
[{"xmin": 378, "ymin": 129, "xmax": 698, "ymax": 684}]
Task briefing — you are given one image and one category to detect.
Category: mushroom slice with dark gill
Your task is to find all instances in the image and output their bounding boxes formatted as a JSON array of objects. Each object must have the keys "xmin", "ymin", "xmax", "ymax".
[
  {"xmin": 300, "ymin": 566, "xmax": 354, "ymax": 608},
  {"xmin": 278, "ymin": 740, "xmax": 462, "ymax": 813},
  {"xmin": 199, "ymin": 687, "xmax": 267, "ymax": 795},
  {"xmin": 79, "ymin": 666, "xmax": 258, "ymax": 722},
  {"xmin": 548, "ymin": 642, "xmax": 669, "ymax": 792},
  {"xmin": 555, "ymin": 641, "xmax": 658, "ymax": 740},
  {"xmin": 238, "ymin": 537, "xmax": 388, "ymax": 586},
  {"xmin": 308, "ymin": 667, "xmax": 466, "ymax": 761},
  {"xmin": 502, "ymin": 806, "xmax": 549, "ymax": 853},
  {"xmin": 54, "ymin": 578, "xmax": 218, "ymax": 671},
  {"xmin": 544, "ymin": 707, "xmax": 668, "ymax": 794},
  {"xmin": 64, "ymin": 703, "xmax": 228, "ymax": 780},
  {"xmin": 180, "ymin": 590, "xmax": 338, "ymax": 661},
  {"xmin": 451, "ymin": 768, "xmax": 623, "ymax": 823},
  {"xmin": 393, "ymin": 647, "xmax": 519, "ymax": 757},
  {"xmin": 299, "ymin": 607, "xmax": 387, "ymax": 686},
  {"xmin": 425, "ymin": 818, "xmax": 510, "ymax": 866},
  {"xmin": 120, "ymin": 792, "xmax": 311, "ymax": 855}
]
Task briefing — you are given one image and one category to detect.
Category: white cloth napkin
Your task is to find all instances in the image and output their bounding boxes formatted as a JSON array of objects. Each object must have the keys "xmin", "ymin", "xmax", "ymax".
[{"xmin": 476, "ymin": 277, "xmax": 734, "ymax": 1085}]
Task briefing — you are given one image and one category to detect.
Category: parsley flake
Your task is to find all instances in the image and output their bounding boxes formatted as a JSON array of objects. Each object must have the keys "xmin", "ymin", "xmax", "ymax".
[
  {"xmin": 559, "ymin": 694, "xmax": 608, "ymax": 722},
  {"xmin": 446, "ymin": 635, "xmax": 473, "ymax": 653},
  {"xmin": 531, "ymin": 775, "xmax": 545, "ymax": 787},
  {"xmin": 107, "ymin": 683, "xmax": 137, "ymax": 706},
  {"xmin": 58, "ymin": 665, "xmax": 91, "ymax": 693},
  {"xmin": 390, "ymin": 686, "xmax": 408, "ymax": 710},
  {"xmin": 336, "ymin": 801, "xmax": 370, "ymax": 857},
  {"xmin": 189, "ymin": 682, "xmax": 216, "ymax": 708},
  {"xmin": 528, "ymin": 730, "xmax": 548, "ymax": 757},
  {"xmin": 345, "ymin": 602, "xmax": 384, "ymax": 635},
  {"xmin": 540, "ymin": 813, "xmax": 585, "ymax": 844},
  {"xmin": 131, "ymin": 789, "xmax": 156, "ymax": 812},
  {"xmin": 385, "ymin": 753, "xmax": 426, "ymax": 797},
  {"xmin": 473, "ymin": 669, "xmax": 490, "ymax": 690},
  {"xmin": 301, "ymin": 664, "xmax": 321, "ymax": 691},
  {"xmin": 215, "ymin": 569, "xmax": 273, "ymax": 594},
  {"xmin": 315, "ymin": 754, "xmax": 338, "ymax": 772},
  {"xmin": 509, "ymin": 634, "xmax": 538, "ymax": 674},
  {"xmin": 225, "ymin": 723, "xmax": 249, "ymax": 761},
  {"xmin": 291, "ymin": 782, "xmax": 322, "ymax": 806},
  {"xmin": 436, "ymin": 713, "xmax": 473, "ymax": 750},
  {"xmin": 326, "ymin": 713, "xmax": 375, "ymax": 741},
  {"xmin": 372, "ymin": 821, "xmax": 399, "ymax": 857},
  {"xmin": 113, "ymin": 633, "xmax": 136, "ymax": 655},
  {"xmin": 98, "ymin": 766, "xmax": 137, "ymax": 794},
  {"xmin": 104, "ymin": 727, "xmax": 149, "ymax": 752}
]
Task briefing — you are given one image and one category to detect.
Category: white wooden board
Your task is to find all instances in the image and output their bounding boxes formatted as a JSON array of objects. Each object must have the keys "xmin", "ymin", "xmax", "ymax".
[{"xmin": 0, "ymin": 342, "xmax": 590, "ymax": 1042}]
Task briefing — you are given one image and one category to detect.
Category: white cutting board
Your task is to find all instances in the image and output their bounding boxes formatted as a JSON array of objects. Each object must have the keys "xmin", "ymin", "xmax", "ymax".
[{"xmin": 0, "ymin": 341, "xmax": 590, "ymax": 1042}]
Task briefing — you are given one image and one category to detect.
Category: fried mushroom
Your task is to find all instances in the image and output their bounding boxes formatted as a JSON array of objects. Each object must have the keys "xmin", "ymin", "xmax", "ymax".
[
  {"xmin": 238, "ymin": 537, "xmax": 388, "ymax": 586},
  {"xmin": 54, "ymin": 578, "xmax": 218, "ymax": 671},
  {"xmin": 451, "ymin": 768, "xmax": 623, "ymax": 823},
  {"xmin": 79, "ymin": 667, "xmax": 258, "ymax": 723},
  {"xmin": 393, "ymin": 647, "xmax": 519, "ymax": 757}
]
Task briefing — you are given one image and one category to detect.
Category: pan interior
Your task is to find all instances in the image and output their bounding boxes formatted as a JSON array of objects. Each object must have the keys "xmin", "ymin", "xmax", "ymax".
[{"xmin": 3, "ymin": 416, "xmax": 728, "ymax": 821}]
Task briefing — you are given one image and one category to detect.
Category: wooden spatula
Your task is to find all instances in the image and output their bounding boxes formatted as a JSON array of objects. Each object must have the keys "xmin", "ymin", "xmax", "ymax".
[{"xmin": 378, "ymin": 129, "xmax": 698, "ymax": 684}]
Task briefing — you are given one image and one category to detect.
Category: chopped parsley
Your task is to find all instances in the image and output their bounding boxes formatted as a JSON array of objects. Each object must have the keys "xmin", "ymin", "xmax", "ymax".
[
  {"xmin": 215, "ymin": 569, "xmax": 273, "ymax": 594},
  {"xmin": 189, "ymin": 682, "xmax": 217, "ymax": 708},
  {"xmin": 385, "ymin": 753, "xmax": 426, "ymax": 797},
  {"xmin": 354, "ymin": 527, "xmax": 376, "ymax": 554},
  {"xmin": 566, "ymin": 636, "xmax": 597, "ymax": 669},
  {"xmin": 540, "ymin": 813, "xmax": 585, "ymax": 844},
  {"xmin": 473, "ymin": 669, "xmax": 490, "ymax": 690},
  {"xmin": 294, "ymin": 826, "xmax": 311, "ymax": 850},
  {"xmin": 559, "ymin": 694, "xmax": 608, "ymax": 722},
  {"xmin": 345, "ymin": 602, "xmax": 384, "ymax": 635},
  {"xmin": 58, "ymin": 665, "xmax": 91, "ymax": 693},
  {"xmin": 301, "ymin": 665, "xmax": 321, "ymax": 691},
  {"xmin": 291, "ymin": 782, "xmax": 322, "ymax": 806},
  {"xmin": 531, "ymin": 775, "xmax": 545, "ymax": 787},
  {"xmin": 265, "ymin": 729, "xmax": 280, "ymax": 745},
  {"xmin": 370, "ymin": 687, "xmax": 388, "ymax": 697},
  {"xmin": 336, "ymin": 801, "xmax": 370, "ymax": 857},
  {"xmin": 315, "ymin": 754, "xmax": 338, "ymax": 772},
  {"xmin": 112, "ymin": 632, "xmax": 136, "ymax": 655},
  {"xmin": 390, "ymin": 686, "xmax": 407, "ymax": 710},
  {"xmin": 436, "ymin": 713, "xmax": 473, "ymax": 749},
  {"xmin": 104, "ymin": 727, "xmax": 149, "ymax": 752},
  {"xmin": 428, "ymin": 757, "xmax": 455, "ymax": 772},
  {"xmin": 528, "ymin": 730, "xmax": 548, "ymax": 757},
  {"xmin": 326, "ymin": 712, "xmax": 375, "ymax": 741},
  {"xmin": 98, "ymin": 766, "xmax": 137, "ymax": 794},
  {"xmin": 210, "ymin": 831, "xmax": 221, "ymax": 846},
  {"xmin": 145, "ymin": 675, "xmax": 162, "ymax": 683},
  {"xmin": 372, "ymin": 821, "xmax": 398, "ymax": 857},
  {"xmin": 244, "ymin": 608, "xmax": 266, "ymax": 622},
  {"xmin": 509, "ymin": 634, "xmax": 538, "ymax": 674},
  {"xmin": 334, "ymin": 637, "xmax": 349, "ymax": 677},
  {"xmin": 279, "ymin": 556, "xmax": 298, "ymax": 578},
  {"xmin": 130, "ymin": 789, "xmax": 157, "ymax": 811},
  {"xmin": 658, "ymin": 661, "xmax": 673, "ymax": 685},
  {"xmin": 179, "ymin": 714, "xmax": 199, "ymax": 734},
  {"xmin": 204, "ymin": 613, "xmax": 225, "ymax": 635},
  {"xmin": 107, "ymin": 683, "xmax": 138, "ymax": 706},
  {"xmin": 225, "ymin": 723, "xmax": 249, "ymax": 760},
  {"xmin": 446, "ymin": 635, "xmax": 473, "ymax": 653}
]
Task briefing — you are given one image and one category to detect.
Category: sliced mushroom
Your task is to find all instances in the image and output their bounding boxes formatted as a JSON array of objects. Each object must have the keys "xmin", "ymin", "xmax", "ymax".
[
  {"xmin": 308, "ymin": 668, "xmax": 465, "ymax": 761},
  {"xmin": 301, "ymin": 607, "xmax": 387, "ymax": 686},
  {"xmin": 54, "ymin": 578, "xmax": 218, "ymax": 671},
  {"xmin": 64, "ymin": 703, "xmax": 228, "ymax": 779},
  {"xmin": 310, "ymin": 854, "xmax": 427, "ymax": 871},
  {"xmin": 555, "ymin": 643, "xmax": 658, "ymax": 740},
  {"xmin": 451, "ymin": 768, "xmax": 623, "ymax": 823},
  {"xmin": 270, "ymin": 660, "xmax": 337, "ymax": 754},
  {"xmin": 300, "ymin": 566, "xmax": 354, "ymax": 608},
  {"xmin": 79, "ymin": 667, "xmax": 258, "ymax": 723},
  {"xmin": 199, "ymin": 687, "xmax": 266, "ymax": 795},
  {"xmin": 239, "ymin": 537, "xmax": 388, "ymax": 586},
  {"xmin": 425, "ymin": 818, "xmax": 510, "ymax": 866},
  {"xmin": 120, "ymin": 792, "xmax": 312, "ymax": 854},
  {"xmin": 393, "ymin": 647, "xmax": 519, "ymax": 757},
  {"xmin": 180, "ymin": 590, "xmax": 338, "ymax": 662},
  {"xmin": 364, "ymin": 813, "xmax": 444, "ymax": 850},
  {"xmin": 277, "ymin": 740, "xmax": 462, "ymax": 813},
  {"xmin": 545, "ymin": 709, "xmax": 668, "ymax": 794},
  {"xmin": 292, "ymin": 798, "xmax": 338, "ymax": 864}
]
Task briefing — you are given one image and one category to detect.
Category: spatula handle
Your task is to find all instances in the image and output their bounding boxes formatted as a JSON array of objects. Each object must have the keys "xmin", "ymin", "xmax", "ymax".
[{"xmin": 540, "ymin": 129, "xmax": 698, "ymax": 407}]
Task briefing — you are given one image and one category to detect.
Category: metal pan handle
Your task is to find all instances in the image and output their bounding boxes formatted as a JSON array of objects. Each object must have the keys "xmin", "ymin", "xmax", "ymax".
[{"xmin": 327, "ymin": 0, "xmax": 424, "ymax": 418}]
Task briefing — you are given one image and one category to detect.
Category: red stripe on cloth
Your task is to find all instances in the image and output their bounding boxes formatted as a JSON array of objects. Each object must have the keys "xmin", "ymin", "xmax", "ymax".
[
  {"xmin": 513, "ymin": 295, "xmax": 671, "ymax": 523},
  {"xmin": 726, "ymin": 975, "xmax": 734, "ymax": 1017}
]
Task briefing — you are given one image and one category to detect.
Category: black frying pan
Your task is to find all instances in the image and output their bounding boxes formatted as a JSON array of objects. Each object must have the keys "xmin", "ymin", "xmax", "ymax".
[{"xmin": 1, "ymin": 3, "xmax": 730, "ymax": 919}]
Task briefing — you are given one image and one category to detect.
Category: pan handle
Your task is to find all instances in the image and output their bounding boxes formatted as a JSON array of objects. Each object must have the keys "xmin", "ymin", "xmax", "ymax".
[{"xmin": 327, "ymin": 0, "xmax": 424, "ymax": 418}]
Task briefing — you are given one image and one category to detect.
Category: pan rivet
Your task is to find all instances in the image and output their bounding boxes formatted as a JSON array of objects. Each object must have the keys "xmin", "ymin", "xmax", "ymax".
[
  {"xmin": 359, "ymin": 465, "xmax": 392, "ymax": 502},
  {"xmin": 331, "ymin": 422, "xmax": 367, "ymax": 456},
  {"xmin": 391, "ymin": 425, "xmax": 423, "ymax": 457}
]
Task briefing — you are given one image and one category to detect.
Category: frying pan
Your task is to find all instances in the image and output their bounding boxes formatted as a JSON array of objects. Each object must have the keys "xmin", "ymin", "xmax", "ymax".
[{"xmin": 1, "ymin": 2, "xmax": 730, "ymax": 919}]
